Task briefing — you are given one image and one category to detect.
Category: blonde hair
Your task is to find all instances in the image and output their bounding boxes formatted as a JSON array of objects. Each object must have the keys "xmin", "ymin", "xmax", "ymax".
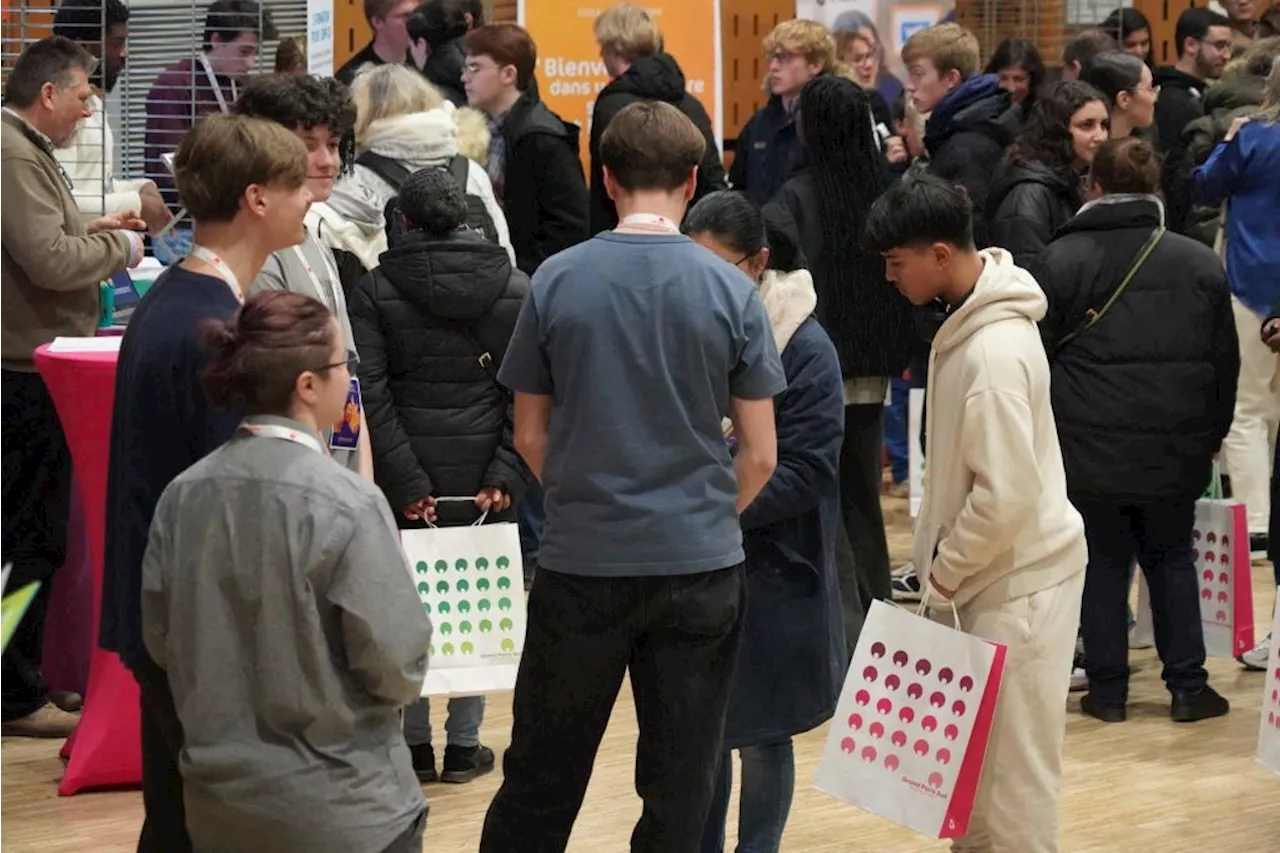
[
  {"xmin": 1258, "ymin": 56, "xmax": 1280, "ymax": 124},
  {"xmin": 594, "ymin": 3, "xmax": 662, "ymax": 63},
  {"xmin": 351, "ymin": 64, "xmax": 445, "ymax": 149},
  {"xmin": 901, "ymin": 23, "xmax": 981, "ymax": 81},
  {"xmin": 763, "ymin": 19, "xmax": 836, "ymax": 70},
  {"xmin": 453, "ymin": 106, "xmax": 492, "ymax": 163}
]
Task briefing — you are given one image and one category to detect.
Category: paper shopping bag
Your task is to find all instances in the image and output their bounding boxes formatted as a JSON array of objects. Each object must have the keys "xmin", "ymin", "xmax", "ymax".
[
  {"xmin": 1132, "ymin": 500, "xmax": 1254, "ymax": 658},
  {"xmin": 1257, "ymin": 592, "xmax": 1280, "ymax": 776},
  {"xmin": 401, "ymin": 524, "xmax": 525, "ymax": 697},
  {"xmin": 814, "ymin": 600, "xmax": 1008, "ymax": 839}
]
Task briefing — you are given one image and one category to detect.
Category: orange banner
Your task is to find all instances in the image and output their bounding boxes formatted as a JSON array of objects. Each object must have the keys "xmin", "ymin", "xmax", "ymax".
[{"xmin": 518, "ymin": 1, "xmax": 722, "ymax": 169}]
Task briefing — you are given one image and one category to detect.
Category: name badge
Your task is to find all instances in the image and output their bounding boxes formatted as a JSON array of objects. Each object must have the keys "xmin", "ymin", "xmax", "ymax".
[{"xmin": 330, "ymin": 377, "xmax": 362, "ymax": 451}]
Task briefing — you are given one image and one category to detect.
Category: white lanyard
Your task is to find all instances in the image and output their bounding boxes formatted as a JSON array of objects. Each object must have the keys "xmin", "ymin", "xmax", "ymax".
[
  {"xmin": 617, "ymin": 213, "xmax": 681, "ymax": 235},
  {"xmin": 292, "ymin": 241, "xmax": 341, "ymax": 314},
  {"xmin": 198, "ymin": 52, "xmax": 236, "ymax": 114},
  {"xmin": 190, "ymin": 245, "xmax": 244, "ymax": 302},
  {"xmin": 238, "ymin": 421, "xmax": 326, "ymax": 454}
]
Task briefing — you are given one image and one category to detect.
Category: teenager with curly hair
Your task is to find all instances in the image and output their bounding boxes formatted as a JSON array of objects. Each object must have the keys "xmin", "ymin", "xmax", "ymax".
[{"xmin": 988, "ymin": 80, "xmax": 1110, "ymax": 267}]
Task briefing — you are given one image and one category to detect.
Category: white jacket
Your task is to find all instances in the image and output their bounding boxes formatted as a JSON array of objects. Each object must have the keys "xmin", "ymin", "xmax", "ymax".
[
  {"xmin": 914, "ymin": 249, "xmax": 1086, "ymax": 607},
  {"xmin": 55, "ymin": 94, "xmax": 152, "ymax": 217},
  {"xmin": 324, "ymin": 108, "xmax": 514, "ymax": 266}
]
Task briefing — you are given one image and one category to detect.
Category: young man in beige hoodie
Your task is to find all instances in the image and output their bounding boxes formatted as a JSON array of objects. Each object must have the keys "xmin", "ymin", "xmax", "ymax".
[{"xmin": 864, "ymin": 174, "xmax": 1087, "ymax": 853}]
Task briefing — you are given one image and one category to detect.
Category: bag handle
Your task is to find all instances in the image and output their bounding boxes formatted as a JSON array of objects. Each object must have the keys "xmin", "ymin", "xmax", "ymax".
[
  {"xmin": 1205, "ymin": 460, "xmax": 1224, "ymax": 501},
  {"xmin": 1058, "ymin": 226, "xmax": 1166, "ymax": 348},
  {"xmin": 425, "ymin": 496, "xmax": 490, "ymax": 528},
  {"xmin": 916, "ymin": 585, "xmax": 962, "ymax": 632}
]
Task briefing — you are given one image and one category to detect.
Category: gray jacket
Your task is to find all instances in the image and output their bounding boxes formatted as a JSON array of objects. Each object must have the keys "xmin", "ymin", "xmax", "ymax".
[{"xmin": 141, "ymin": 416, "xmax": 432, "ymax": 853}]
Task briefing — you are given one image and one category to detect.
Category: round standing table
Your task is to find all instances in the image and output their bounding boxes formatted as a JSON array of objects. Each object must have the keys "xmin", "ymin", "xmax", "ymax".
[{"xmin": 33, "ymin": 342, "xmax": 141, "ymax": 795}]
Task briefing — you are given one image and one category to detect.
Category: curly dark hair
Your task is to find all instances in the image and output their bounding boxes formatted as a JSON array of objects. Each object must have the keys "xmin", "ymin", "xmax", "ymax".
[
  {"xmin": 400, "ymin": 168, "xmax": 469, "ymax": 235},
  {"xmin": 233, "ymin": 74, "xmax": 357, "ymax": 174},
  {"xmin": 1006, "ymin": 79, "xmax": 1108, "ymax": 173}
]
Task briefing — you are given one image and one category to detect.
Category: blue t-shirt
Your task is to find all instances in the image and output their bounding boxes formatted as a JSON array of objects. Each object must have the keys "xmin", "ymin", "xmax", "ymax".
[{"xmin": 498, "ymin": 232, "xmax": 786, "ymax": 577}]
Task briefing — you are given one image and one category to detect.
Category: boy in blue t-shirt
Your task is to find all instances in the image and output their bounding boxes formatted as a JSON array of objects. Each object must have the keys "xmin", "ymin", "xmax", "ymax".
[{"xmin": 480, "ymin": 101, "xmax": 786, "ymax": 850}]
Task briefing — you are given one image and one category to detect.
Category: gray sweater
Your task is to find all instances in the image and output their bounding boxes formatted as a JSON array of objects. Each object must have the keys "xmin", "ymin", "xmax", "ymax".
[{"xmin": 141, "ymin": 416, "xmax": 432, "ymax": 853}]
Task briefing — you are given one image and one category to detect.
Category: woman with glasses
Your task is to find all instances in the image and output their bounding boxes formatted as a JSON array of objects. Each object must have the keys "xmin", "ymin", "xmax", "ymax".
[
  {"xmin": 350, "ymin": 166, "xmax": 532, "ymax": 786},
  {"xmin": 685, "ymin": 191, "xmax": 845, "ymax": 853},
  {"xmin": 141, "ymin": 290, "xmax": 434, "ymax": 853},
  {"xmin": 1081, "ymin": 50, "xmax": 1160, "ymax": 141}
]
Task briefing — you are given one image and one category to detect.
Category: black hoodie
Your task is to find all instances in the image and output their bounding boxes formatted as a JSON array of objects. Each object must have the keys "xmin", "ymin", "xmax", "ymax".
[
  {"xmin": 1153, "ymin": 66, "xmax": 1207, "ymax": 158},
  {"xmin": 500, "ymin": 93, "xmax": 590, "ymax": 274},
  {"xmin": 348, "ymin": 230, "xmax": 532, "ymax": 525},
  {"xmin": 588, "ymin": 52, "xmax": 727, "ymax": 234},
  {"xmin": 987, "ymin": 160, "xmax": 1081, "ymax": 269}
]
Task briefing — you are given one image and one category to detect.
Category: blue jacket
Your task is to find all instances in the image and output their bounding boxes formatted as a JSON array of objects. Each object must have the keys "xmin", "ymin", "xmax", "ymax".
[
  {"xmin": 1193, "ymin": 120, "xmax": 1280, "ymax": 315},
  {"xmin": 729, "ymin": 97, "xmax": 801, "ymax": 208},
  {"xmin": 724, "ymin": 309, "xmax": 847, "ymax": 748}
]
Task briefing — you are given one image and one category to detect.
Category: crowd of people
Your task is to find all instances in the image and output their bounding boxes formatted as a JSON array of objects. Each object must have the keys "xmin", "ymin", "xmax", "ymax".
[{"xmin": 1, "ymin": 1, "xmax": 1278, "ymax": 852}]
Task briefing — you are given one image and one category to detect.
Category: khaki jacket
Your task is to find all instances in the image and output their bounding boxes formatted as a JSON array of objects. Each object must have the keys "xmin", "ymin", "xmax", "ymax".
[{"xmin": 2, "ymin": 110, "xmax": 131, "ymax": 371}]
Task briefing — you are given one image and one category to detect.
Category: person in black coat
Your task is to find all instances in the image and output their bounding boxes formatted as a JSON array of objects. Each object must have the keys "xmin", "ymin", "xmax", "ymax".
[
  {"xmin": 1032, "ymin": 137, "xmax": 1238, "ymax": 724},
  {"xmin": 685, "ymin": 192, "xmax": 845, "ymax": 853},
  {"xmin": 589, "ymin": 4, "xmax": 725, "ymax": 233},
  {"xmin": 990, "ymin": 80, "xmax": 1109, "ymax": 267},
  {"xmin": 461, "ymin": 23, "xmax": 589, "ymax": 275},
  {"xmin": 765, "ymin": 75, "xmax": 911, "ymax": 619},
  {"xmin": 349, "ymin": 167, "xmax": 531, "ymax": 783},
  {"xmin": 409, "ymin": 0, "xmax": 470, "ymax": 106}
]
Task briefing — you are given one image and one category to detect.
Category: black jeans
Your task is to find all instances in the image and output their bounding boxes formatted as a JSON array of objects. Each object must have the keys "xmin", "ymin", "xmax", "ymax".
[
  {"xmin": 480, "ymin": 565, "xmax": 745, "ymax": 853},
  {"xmin": 1077, "ymin": 500, "xmax": 1209, "ymax": 706},
  {"xmin": 1, "ymin": 370, "xmax": 72, "ymax": 720},
  {"xmin": 838, "ymin": 403, "xmax": 892, "ymax": 605},
  {"xmin": 134, "ymin": 651, "xmax": 192, "ymax": 853}
]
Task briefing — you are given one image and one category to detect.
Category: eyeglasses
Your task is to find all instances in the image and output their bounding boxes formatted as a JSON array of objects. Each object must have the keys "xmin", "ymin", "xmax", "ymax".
[
  {"xmin": 1128, "ymin": 83, "xmax": 1160, "ymax": 95},
  {"xmin": 462, "ymin": 60, "xmax": 498, "ymax": 77},
  {"xmin": 312, "ymin": 349, "xmax": 359, "ymax": 373},
  {"xmin": 1199, "ymin": 38, "xmax": 1233, "ymax": 52}
]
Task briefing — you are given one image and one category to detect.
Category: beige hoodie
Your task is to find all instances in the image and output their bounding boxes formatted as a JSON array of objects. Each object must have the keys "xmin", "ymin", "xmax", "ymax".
[{"xmin": 914, "ymin": 249, "xmax": 1086, "ymax": 607}]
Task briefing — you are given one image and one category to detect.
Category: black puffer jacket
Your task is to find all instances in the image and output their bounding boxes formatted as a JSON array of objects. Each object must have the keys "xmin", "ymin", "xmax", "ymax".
[
  {"xmin": 588, "ymin": 52, "xmax": 726, "ymax": 233},
  {"xmin": 1032, "ymin": 196, "xmax": 1240, "ymax": 505},
  {"xmin": 923, "ymin": 74, "xmax": 1021, "ymax": 246},
  {"xmin": 350, "ymin": 230, "xmax": 532, "ymax": 526},
  {"xmin": 987, "ymin": 160, "xmax": 1080, "ymax": 269}
]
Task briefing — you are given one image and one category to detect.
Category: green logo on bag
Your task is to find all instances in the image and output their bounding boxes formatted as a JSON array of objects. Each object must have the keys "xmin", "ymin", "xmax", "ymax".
[
  {"xmin": 457, "ymin": 600, "xmax": 471, "ymax": 613},
  {"xmin": 423, "ymin": 602, "xmax": 431, "ymax": 615},
  {"xmin": 438, "ymin": 602, "xmax": 451, "ymax": 614},
  {"xmin": 439, "ymin": 622, "xmax": 452, "ymax": 635},
  {"xmin": 476, "ymin": 578, "xmax": 490, "ymax": 591},
  {"xmin": 496, "ymin": 556, "xmax": 509, "ymax": 570},
  {"xmin": 477, "ymin": 599, "xmax": 491, "ymax": 612},
  {"xmin": 501, "ymin": 638, "xmax": 515, "ymax": 652},
  {"xmin": 441, "ymin": 643, "xmax": 454, "ymax": 656},
  {"xmin": 415, "ymin": 561, "xmax": 428, "ymax": 575},
  {"xmin": 461, "ymin": 641, "xmax": 474, "ymax": 654},
  {"xmin": 455, "ymin": 559, "xmax": 468, "ymax": 572},
  {"xmin": 457, "ymin": 579, "xmax": 470, "ymax": 594},
  {"xmin": 497, "ymin": 576, "xmax": 511, "ymax": 591},
  {"xmin": 475, "ymin": 557, "xmax": 489, "ymax": 571},
  {"xmin": 498, "ymin": 597, "xmax": 512, "ymax": 611},
  {"xmin": 416, "ymin": 582, "xmax": 430, "ymax": 597},
  {"xmin": 436, "ymin": 580, "xmax": 449, "ymax": 594},
  {"xmin": 499, "ymin": 617, "xmax": 513, "ymax": 632},
  {"xmin": 479, "ymin": 619, "xmax": 493, "ymax": 633},
  {"xmin": 434, "ymin": 560, "xmax": 448, "ymax": 574},
  {"xmin": 459, "ymin": 620, "xmax": 472, "ymax": 634}
]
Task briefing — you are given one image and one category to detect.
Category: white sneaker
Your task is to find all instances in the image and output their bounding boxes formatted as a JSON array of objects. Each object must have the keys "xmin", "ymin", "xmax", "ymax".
[
  {"xmin": 1070, "ymin": 667, "xmax": 1088, "ymax": 692},
  {"xmin": 1238, "ymin": 634, "xmax": 1272, "ymax": 671}
]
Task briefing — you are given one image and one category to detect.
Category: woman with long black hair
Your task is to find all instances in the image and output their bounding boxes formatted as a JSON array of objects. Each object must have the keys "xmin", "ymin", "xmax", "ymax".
[
  {"xmin": 1081, "ymin": 50, "xmax": 1160, "ymax": 141},
  {"xmin": 989, "ymin": 80, "xmax": 1111, "ymax": 267},
  {"xmin": 1100, "ymin": 7, "xmax": 1156, "ymax": 67},
  {"xmin": 985, "ymin": 36, "xmax": 1046, "ymax": 116},
  {"xmin": 766, "ymin": 74, "xmax": 913, "ymax": 611}
]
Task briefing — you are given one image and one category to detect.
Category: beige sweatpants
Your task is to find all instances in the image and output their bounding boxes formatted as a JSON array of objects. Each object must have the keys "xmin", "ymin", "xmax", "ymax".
[
  {"xmin": 1222, "ymin": 296, "xmax": 1280, "ymax": 534},
  {"xmin": 941, "ymin": 569, "xmax": 1086, "ymax": 853}
]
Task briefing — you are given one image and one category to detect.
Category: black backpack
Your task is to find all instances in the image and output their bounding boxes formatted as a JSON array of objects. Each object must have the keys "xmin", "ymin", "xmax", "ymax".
[{"xmin": 356, "ymin": 151, "xmax": 500, "ymax": 246}]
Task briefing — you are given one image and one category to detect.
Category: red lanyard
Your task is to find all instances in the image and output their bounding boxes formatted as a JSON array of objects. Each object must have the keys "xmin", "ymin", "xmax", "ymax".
[
  {"xmin": 238, "ymin": 421, "xmax": 326, "ymax": 454},
  {"xmin": 190, "ymin": 245, "xmax": 244, "ymax": 302}
]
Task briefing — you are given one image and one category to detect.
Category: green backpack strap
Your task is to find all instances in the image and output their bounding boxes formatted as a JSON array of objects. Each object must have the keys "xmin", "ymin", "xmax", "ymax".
[{"xmin": 1058, "ymin": 226, "xmax": 1166, "ymax": 348}]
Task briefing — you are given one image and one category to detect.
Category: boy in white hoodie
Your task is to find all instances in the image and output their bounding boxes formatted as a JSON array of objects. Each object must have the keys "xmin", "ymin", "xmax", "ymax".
[{"xmin": 864, "ymin": 174, "xmax": 1087, "ymax": 853}]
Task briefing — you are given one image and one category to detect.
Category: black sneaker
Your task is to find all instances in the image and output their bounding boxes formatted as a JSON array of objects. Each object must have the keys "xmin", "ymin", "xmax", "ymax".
[
  {"xmin": 1080, "ymin": 693, "xmax": 1126, "ymax": 723},
  {"xmin": 891, "ymin": 563, "xmax": 922, "ymax": 601},
  {"xmin": 1171, "ymin": 686, "xmax": 1229, "ymax": 723},
  {"xmin": 441, "ymin": 744, "xmax": 495, "ymax": 784},
  {"xmin": 1250, "ymin": 533, "xmax": 1269, "ymax": 558},
  {"xmin": 410, "ymin": 744, "xmax": 437, "ymax": 783}
]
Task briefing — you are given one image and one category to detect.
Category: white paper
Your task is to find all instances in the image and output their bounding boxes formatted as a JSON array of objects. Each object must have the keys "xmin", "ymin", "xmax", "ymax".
[{"xmin": 48, "ymin": 336, "xmax": 122, "ymax": 353}]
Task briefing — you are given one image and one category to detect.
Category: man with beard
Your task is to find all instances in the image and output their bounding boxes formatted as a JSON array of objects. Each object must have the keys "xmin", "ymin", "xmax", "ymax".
[
  {"xmin": 2, "ymin": 35, "xmax": 143, "ymax": 738},
  {"xmin": 54, "ymin": 0, "xmax": 169, "ymax": 234}
]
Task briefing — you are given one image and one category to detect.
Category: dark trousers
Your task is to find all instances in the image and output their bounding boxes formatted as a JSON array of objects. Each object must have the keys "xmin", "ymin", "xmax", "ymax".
[
  {"xmin": 1, "ymin": 370, "xmax": 72, "ymax": 720},
  {"xmin": 480, "ymin": 565, "xmax": 745, "ymax": 853},
  {"xmin": 1077, "ymin": 500, "xmax": 1209, "ymax": 706},
  {"xmin": 838, "ymin": 403, "xmax": 892, "ymax": 606},
  {"xmin": 134, "ymin": 651, "xmax": 192, "ymax": 853}
]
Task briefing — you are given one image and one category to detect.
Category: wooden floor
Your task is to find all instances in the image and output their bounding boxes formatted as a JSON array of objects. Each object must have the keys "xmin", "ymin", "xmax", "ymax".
[{"xmin": 3, "ymin": 496, "xmax": 1279, "ymax": 852}]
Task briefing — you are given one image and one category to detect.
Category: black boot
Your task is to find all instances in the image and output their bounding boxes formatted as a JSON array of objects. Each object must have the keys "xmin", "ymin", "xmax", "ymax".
[
  {"xmin": 410, "ymin": 743, "xmax": 437, "ymax": 783},
  {"xmin": 441, "ymin": 743, "xmax": 495, "ymax": 783},
  {"xmin": 1081, "ymin": 693, "xmax": 1126, "ymax": 723},
  {"xmin": 1171, "ymin": 686, "xmax": 1229, "ymax": 723}
]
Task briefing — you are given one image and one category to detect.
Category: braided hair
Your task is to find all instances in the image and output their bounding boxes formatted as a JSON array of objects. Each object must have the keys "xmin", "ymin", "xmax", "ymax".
[{"xmin": 796, "ymin": 74, "xmax": 912, "ymax": 378}]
